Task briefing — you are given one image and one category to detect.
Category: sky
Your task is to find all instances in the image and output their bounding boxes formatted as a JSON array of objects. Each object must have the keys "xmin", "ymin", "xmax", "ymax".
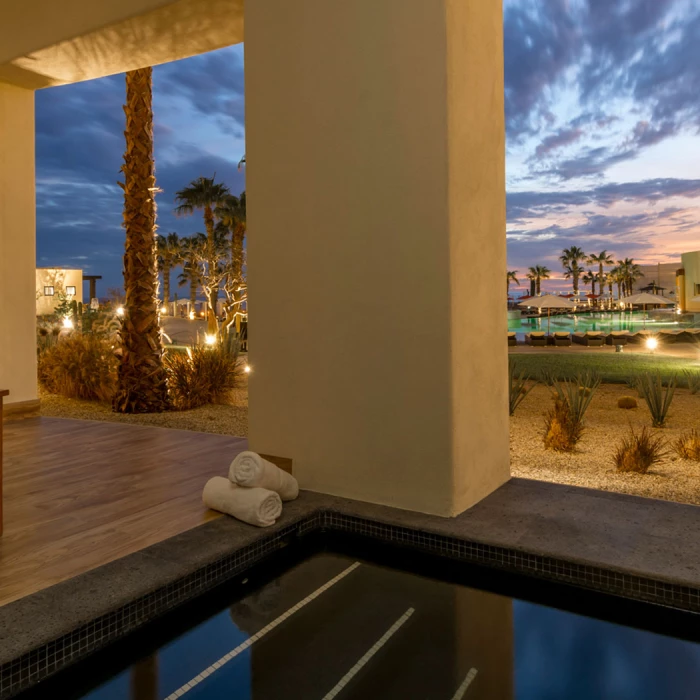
[{"xmin": 36, "ymin": 0, "xmax": 700, "ymax": 294}]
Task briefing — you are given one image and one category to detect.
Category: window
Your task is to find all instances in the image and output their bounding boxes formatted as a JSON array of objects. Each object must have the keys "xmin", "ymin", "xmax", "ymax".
[
  {"xmin": 66, "ymin": 286, "xmax": 76, "ymax": 296},
  {"xmin": 44, "ymin": 286, "xmax": 54, "ymax": 296},
  {"xmin": 695, "ymin": 283, "xmax": 700, "ymax": 296}
]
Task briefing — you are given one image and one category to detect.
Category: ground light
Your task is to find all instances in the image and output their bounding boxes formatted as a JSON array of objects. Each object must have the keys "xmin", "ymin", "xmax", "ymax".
[
  {"xmin": 188, "ymin": 311, "xmax": 195, "ymax": 320},
  {"xmin": 160, "ymin": 306, "xmax": 167, "ymax": 314},
  {"xmin": 116, "ymin": 306, "xmax": 125, "ymax": 316},
  {"xmin": 646, "ymin": 337, "xmax": 658, "ymax": 352},
  {"xmin": 244, "ymin": 365, "xmax": 252, "ymax": 374},
  {"xmin": 62, "ymin": 317, "xmax": 74, "ymax": 329},
  {"xmin": 204, "ymin": 333, "xmax": 217, "ymax": 346}
]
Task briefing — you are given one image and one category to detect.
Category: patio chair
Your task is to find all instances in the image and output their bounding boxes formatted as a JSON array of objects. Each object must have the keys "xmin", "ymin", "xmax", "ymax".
[
  {"xmin": 525, "ymin": 331, "xmax": 546, "ymax": 347},
  {"xmin": 507, "ymin": 331, "xmax": 517, "ymax": 347},
  {"xmin": 605, "ymin": 330, "xmax": 630, "ymax": 346},
  {"xmin": 549, "ymin": 331, "xmax": 572, "ymax": 347},
  {"xmin": 572, "ymin": 330, "xmax": 605, "ymax": 347}
]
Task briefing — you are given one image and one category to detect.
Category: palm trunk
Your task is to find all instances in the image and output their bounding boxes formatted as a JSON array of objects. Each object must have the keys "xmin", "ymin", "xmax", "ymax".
[
  {"xmin": 536, "ymin": 278, "xmax": 541, "ymax": 295},
  {"xmin": 190, "ymin": 275, "xmax": 197, "ymax": 306},
  {"xmin": 113, "ymin": 67, "xmax": 169, "ymax": 414},
  {"xmin": 163, "ymin": 262, "xmax": 171, "ymax": 304},
  {"xmin": 203, "ymin": 204, "xmax": 218, "ymax": 333}
]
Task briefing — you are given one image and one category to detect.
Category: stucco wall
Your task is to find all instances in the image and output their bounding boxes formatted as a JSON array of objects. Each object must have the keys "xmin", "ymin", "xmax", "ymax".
[
  {"xmin": 246, "ymin": 0, "xmax": 509, "ymax": 516},
  {"xmin": 36, "ymin": 268, "xmax": 84, "ymax": 316},
  {"xmin": 0, "ymin": 84, "xmax": 37, "ymax": 405},
  {"xmin": 682, "ymin": 250, "xmax": 700, "ymax": 312},
  {"xmin": 0, "ymin": 0, "xmax": 243, "ymax": 88}
]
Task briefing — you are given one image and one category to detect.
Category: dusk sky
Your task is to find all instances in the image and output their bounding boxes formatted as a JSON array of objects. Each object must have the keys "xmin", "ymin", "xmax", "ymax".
[{"xmin": 36, "ymin": 0, "xmax": 700, "ymax": 294}]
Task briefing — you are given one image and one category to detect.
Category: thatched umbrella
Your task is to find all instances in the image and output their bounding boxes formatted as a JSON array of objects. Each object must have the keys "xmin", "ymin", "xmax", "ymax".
[{"xmin": 518, "ymin": 294, "xmax": 577, "ymax": 334}]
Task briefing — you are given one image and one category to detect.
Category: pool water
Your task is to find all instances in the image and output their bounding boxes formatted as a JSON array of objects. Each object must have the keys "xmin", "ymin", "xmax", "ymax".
[
  {"xmin": 508, "ymin": 310, "xmax": 697, "ymax": 335},
  {"xmin": 28, "ymin": 547, "xmax": 700, "ymax": 700}
]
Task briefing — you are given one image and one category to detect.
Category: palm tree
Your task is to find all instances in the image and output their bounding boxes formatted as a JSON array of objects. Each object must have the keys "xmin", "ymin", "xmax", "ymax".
[
  {"xmin": 174, "ymin": 176, "xmax": 230, "ymax": 332},
  {"xmin": 157, "ymin": 232, "xmax": 180, "ymax": 308},
  {"xmin": 527, "ymin": 265, "xmax": 551, "ymax": 295},
  {"xmin": 216, "ymin": 192, "xmax": 247, "ymax": 331},
  {"xmin": 587, "ymin": 250, "xmax": 614, "ymax": 291},
  {"xmin": 112, "ymin": 67, "xmax": 168, "ymax": 414},
  {"xmin": 616, "ymin": 258, "xmax": 644, "ymax": 296},
  {"xmin": 534, "ymin": 265, "xmax": 550, "ymax": 295},
  {"xmin": 506, "ymin": 270, "xmax": 519, "ymax": 295},
  {"xmin": 559, "ymin": 246, "xmax": 587, "ymax": 295},
  {"xmin": 609, "ymin": 266, "xmax": 624, "ymax": 300},
  {"xmin": 525, "ymin": 269, "xmax": 537, "ymax": 296},
  {"xmin": 178, "ymin": 234, "xmax": 206, "ymax": 307},
  {"xmin": 582, "ymin": 270, "xmax": 596, "ymax": 296}
]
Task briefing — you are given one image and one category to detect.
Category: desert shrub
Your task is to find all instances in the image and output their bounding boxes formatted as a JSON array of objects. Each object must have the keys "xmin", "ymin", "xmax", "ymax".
[
  {"xmin": 614, "ymin": 427, "xmax": 666, "ymax": 473},
  {"xmin": 617, "ymin": 396, "xmax": 638, "ymax": 409},
  {"xmin": 38, "ymin": 334, "xmax": 117, "ymax": 401},
  {"xmin": 165, "ymin": 337, "xmax": 240, "ymax": 410},
  {"xmin": 636, "ymin": 372, "xmax": 676, "ymax": 428},
  {"xmin": 543, "ymin": 399, "xmax": 583, "ymax": 452},
  {"xmin": 537, "ymin": 366, "xmax": 560, "ymax": 387},
  {"xmin": 36, "ymin": 324, "xmax": 61, "ymax": 354},
  {"xmin": 509, "ymin": 359, "xmax": 535, "ymax": 416},
  {"xmin": 553, "ymin": 371, "xmax": 600, "ymax": 425},
  {"xmin": 684, "ymin": 370, "xmax": 700, "ymax": 395},
  {"xmin": 674, "ymin": 429, "xmax": 700, "ymax": 461},
  {"xmin": 543, "ymin": 372, "xmax": 599, "ymax": 452}
]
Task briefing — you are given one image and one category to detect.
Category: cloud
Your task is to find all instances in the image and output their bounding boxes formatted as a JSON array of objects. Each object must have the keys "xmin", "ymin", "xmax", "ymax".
[
  {"xmin": 534, "ymin": 127, "xmax": 584, "ymax": 159},
  {"xmin": 35, "ymin": 52, "xmax": 246, "ymax": 291},
  {"xmin": 503, "ymin": 0, "xmax": 582, "ymax": 139},
  {"xmin": 507, "ymin": 177, "xmax": 700, "ymax": 221}
]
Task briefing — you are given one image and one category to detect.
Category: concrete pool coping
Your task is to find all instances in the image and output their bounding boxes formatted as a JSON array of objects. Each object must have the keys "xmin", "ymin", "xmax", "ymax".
[{"xmin": 2, "ymin": 477, "xmax": 700, "ymax": 696}]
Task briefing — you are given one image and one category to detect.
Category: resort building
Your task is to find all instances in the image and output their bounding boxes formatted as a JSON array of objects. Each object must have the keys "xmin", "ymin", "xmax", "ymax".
[
  {"xmin": 679, "ymin": 250, "xmax": 700, "ymax": 313},
  {"xmin": 35, "ymin": 267, "xmax": 83, "ymax": 316},
  {"xmin": 636, "ymin": 261, "xmax": 679, "ymax": 296}
]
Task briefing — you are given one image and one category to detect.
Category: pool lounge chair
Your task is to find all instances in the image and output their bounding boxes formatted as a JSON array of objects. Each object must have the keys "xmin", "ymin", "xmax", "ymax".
[
  {"xmin": 659, "ymin": 330, "xmax": 683, "ymax": 344},
  {"xmin": 627, "ymin": 329, "xmax": 652, "ymax": 345},
  {"xmin": 508, "ymin": 331, "xmax": 517, "ymax": 347},
  {"xmin": 572, "ymin": 330, "xmax": 605, "ymax": 347},
  {"xmin": 605, "ymin": 330, "xmax": 630, "ymax": 346},
  {"xmin": 676, "ymin": 329, "xmax": 700, "ymax": 343},
  {"xmin": 549, "ymin": 331, "xmax": 572, "ymax": 347},
  {"xmin": 525, "ymin": 331, "xmax": 546, "ymax": 347}
]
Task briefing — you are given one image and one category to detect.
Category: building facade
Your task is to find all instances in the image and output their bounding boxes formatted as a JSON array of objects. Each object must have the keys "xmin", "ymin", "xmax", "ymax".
[
  {"xmin": 35, "ymin": 268, "xmax": 83, "ymax": 316},
  {"xmin": 679, "ymin": 251, "xmax": 700, "ymax": 313}
]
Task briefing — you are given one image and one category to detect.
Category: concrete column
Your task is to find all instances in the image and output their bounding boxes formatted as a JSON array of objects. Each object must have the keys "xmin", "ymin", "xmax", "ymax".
[
  {"xmin": 0, "ymin": 83, "xmax": 37, "ymax": 409},
  {"xmin": 246, "ymin": 0, "xmax": 508, "ymax": 516}
]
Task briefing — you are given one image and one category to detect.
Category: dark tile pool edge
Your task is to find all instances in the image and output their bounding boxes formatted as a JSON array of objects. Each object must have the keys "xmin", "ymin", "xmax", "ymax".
[
  {"xmin": 0, "ymin": 513, "xmax": 323, "ymax": 700},
  {"xmin": 325, "ymin": 511, "xmax": 700, "ymax": 614},
  {"xmin": 3, "ymin": 501, "xmax": 700, "ymax": 699}
]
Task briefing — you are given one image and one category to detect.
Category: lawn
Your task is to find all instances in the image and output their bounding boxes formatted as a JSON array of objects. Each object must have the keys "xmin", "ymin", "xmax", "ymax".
[{"xmin": 510, "ymin": 352, "xmax": 699, "ymax": 385}]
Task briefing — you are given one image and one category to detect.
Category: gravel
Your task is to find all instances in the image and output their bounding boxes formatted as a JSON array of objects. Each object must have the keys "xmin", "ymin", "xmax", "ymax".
[
  {"xmin": 40, "ymin": 377, "xmax": 249, "ymax": 438},
  {"xmin": 511, "ymin": 383, "xmax": 700, "ymax": 506}
]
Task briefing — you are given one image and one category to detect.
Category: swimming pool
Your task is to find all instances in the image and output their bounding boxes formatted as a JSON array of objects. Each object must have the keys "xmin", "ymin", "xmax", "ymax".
[
  {"xmin": 23, "ymin": 540, "xmax": 700, "ymax": 700},
  {"xmin": 509, "ymin": 310, "xmax": 698, "ymax": 335}
]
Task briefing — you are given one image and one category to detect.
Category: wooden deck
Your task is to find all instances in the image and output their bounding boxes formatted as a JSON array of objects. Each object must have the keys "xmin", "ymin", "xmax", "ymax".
[{"xmin": 0, "ymin": 417, "xmax": 247, "ymax": 607}]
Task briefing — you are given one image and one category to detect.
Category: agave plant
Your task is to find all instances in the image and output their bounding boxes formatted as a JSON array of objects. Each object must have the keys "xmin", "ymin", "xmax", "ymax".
[
  {"xmin": 552, "ymin": 371, "xmax": 601, "ymax": 428},
  {"xmin": 636, "ymin": 372, "xmax": 676, "ymax": 428},
  {"xmin": 683, "ymin": 369, "xmax": 700, "ymax": 395},
  {"xmin": 509, "ymin": 359, "xmax": 535, "ymax": 416}
]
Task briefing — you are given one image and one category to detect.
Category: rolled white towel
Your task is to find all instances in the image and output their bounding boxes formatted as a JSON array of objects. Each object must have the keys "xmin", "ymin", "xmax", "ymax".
[
  {"xmin": 229, "ymin": 451, "xmax": 299, "ymax": 502},
  {"xmin": 202, "ymin": 476, "xmax": 282, "ymax": 527}
]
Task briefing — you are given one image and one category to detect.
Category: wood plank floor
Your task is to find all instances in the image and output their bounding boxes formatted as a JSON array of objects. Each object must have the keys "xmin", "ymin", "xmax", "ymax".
[{"xmin": 0, "ymin": 417, "xmax": 247, "ymax": 607}]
